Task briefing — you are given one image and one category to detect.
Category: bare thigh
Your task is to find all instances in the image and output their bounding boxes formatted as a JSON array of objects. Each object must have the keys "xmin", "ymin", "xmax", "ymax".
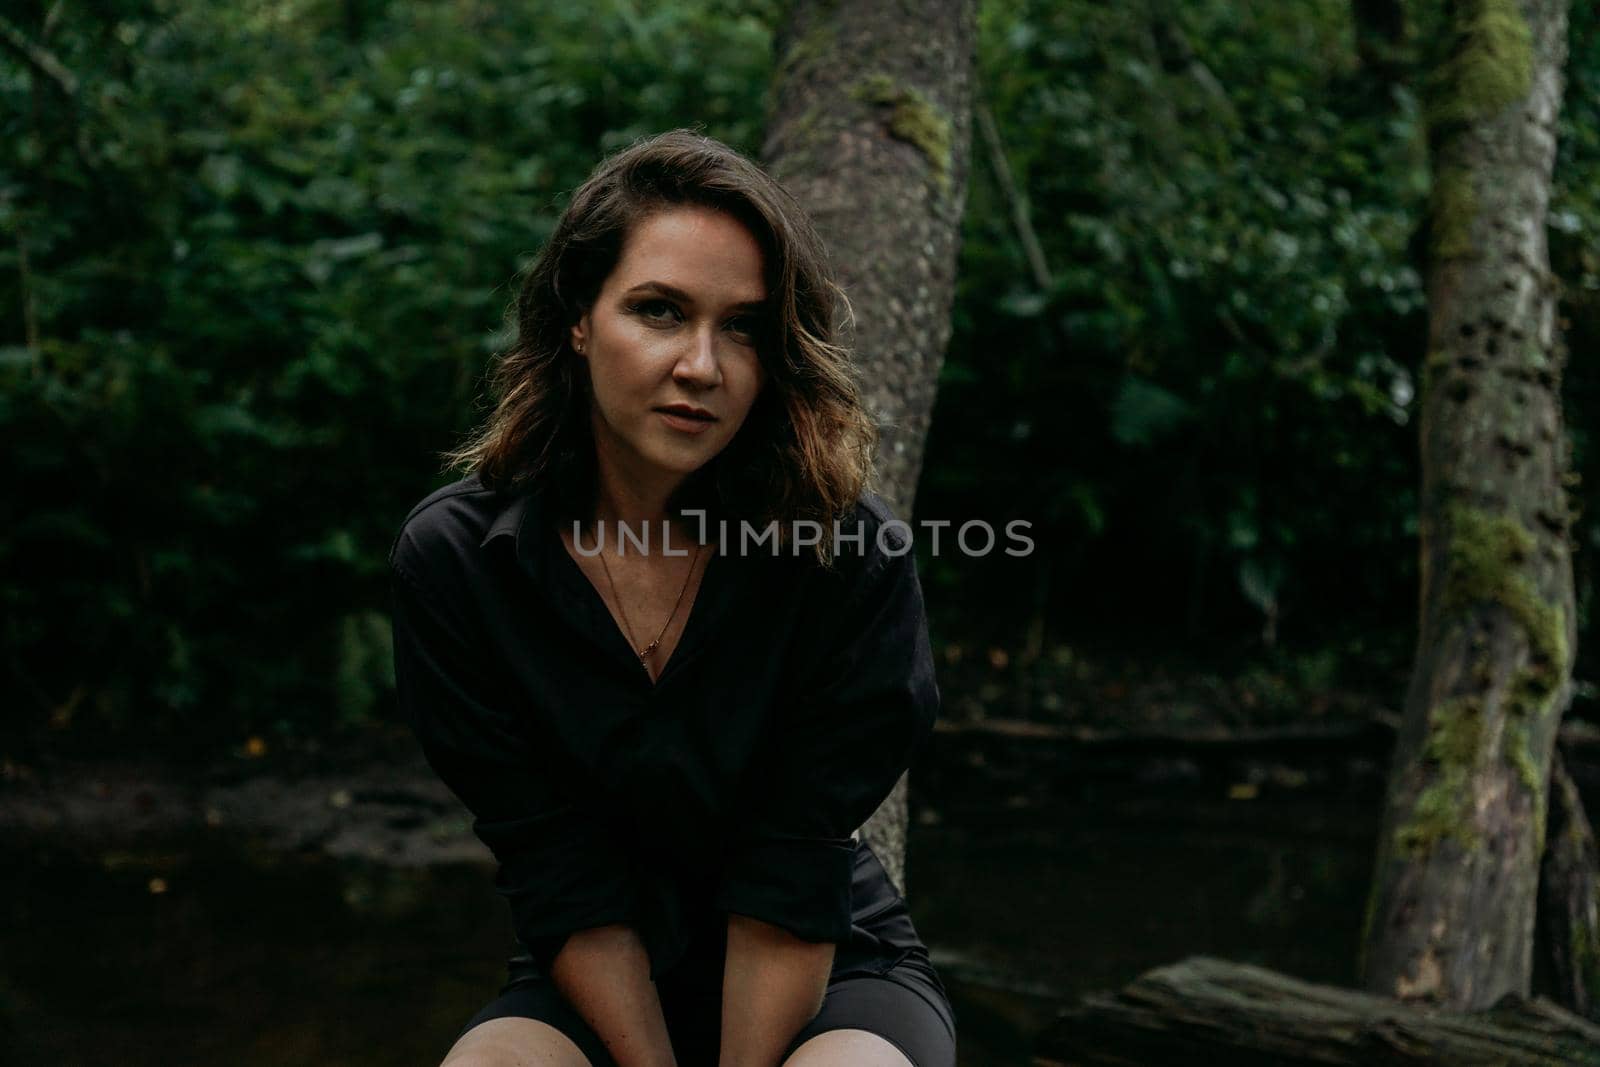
[
  {"xmin": 440, "ymin": 1017, "xmax": 594, "ymax": 1067},
  {"xmin": 783, "ymin": 1028, "xmax": 915, "ymax": 1067}
]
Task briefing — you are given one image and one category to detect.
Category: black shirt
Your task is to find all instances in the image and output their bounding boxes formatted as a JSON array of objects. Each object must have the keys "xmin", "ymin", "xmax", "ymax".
[{"xmin": 386, "ymin": 473, "xmax": 940, "ymax": 980}]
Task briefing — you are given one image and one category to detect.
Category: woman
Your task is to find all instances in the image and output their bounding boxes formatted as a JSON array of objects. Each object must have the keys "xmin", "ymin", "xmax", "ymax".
[{"xmin": 388, "ymin": 129, "xmax": 955, "ymax": 1067}]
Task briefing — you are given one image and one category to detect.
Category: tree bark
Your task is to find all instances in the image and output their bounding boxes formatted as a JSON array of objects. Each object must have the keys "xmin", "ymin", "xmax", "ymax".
[
  {"xmin": 1360, "ymin": 0, "xmax": 1576, "ymax": 1009},
  {"xmin": 761, "ymin": 0, "xmax": 976, "ymax": 891}
]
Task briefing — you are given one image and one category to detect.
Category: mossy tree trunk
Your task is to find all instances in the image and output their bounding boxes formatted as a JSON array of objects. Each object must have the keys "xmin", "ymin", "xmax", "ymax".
[
  {"xmin": 1360, "ymin": 0, "xmax": 1576, "ymax": 1009},
  {"xmin": 761, "ymin": 0, "xmax": 976, "ymax": 891}
]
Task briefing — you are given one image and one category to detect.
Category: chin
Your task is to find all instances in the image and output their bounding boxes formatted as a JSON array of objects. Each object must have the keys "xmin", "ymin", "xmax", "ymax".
[{"xmin": 644, "ymin": 443, "xmax": 718, "ymax": 477}]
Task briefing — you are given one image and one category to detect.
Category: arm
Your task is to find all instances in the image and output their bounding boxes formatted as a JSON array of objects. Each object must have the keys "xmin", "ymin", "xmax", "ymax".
[
  {"xmin": 713, "ymin": 508, "xmax": 941, "ymax": 1063},
  {"xmin": 389, "ymin": 529, "xmax": 674, "ymax": 1067},
  {"xmin": 718, "ymin": 914, "xmax": 834, "ymax": 1067},
  {"xmin": 551, "ymin": 925, "xmax": 676, "ymax": 1067}
]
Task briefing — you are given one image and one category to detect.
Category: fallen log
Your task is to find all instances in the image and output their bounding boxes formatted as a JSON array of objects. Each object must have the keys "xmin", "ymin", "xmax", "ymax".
[{"xmin": 1034, "ymin": 956, "xmax": 1600, "ymax": 1066}]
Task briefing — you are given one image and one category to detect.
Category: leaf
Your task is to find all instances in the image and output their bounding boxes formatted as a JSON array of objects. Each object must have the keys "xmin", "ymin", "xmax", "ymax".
[
  {"xmin": 999, "ymin": 289, "xmax": 1047, "ymax": 317},
  {"xmin": 1110, "ymin": 376, "xmax": 1193, "ymax": 446}
]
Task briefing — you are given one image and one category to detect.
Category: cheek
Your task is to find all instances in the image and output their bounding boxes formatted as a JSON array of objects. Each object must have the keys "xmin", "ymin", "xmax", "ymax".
[
  {"xmin": 593, "ymin": 333, "xmax": 660, "ymax": 391},
  {"xmin": 729, "ymin": 375, "xmax": 768, "ymax": 430},
  {"xmin": 742, "ymin": 352, "xmax": 769, "ymax": 400}
]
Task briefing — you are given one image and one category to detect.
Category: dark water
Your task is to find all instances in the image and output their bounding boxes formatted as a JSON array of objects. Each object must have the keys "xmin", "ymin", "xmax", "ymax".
[{"xmin": 1, "ymin": 793, "xmax": 1379, "ymax": 1066}]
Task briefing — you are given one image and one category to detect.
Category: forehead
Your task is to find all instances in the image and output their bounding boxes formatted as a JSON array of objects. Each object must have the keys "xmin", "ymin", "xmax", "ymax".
[{"xmin": 609, "ymin": 205, "xmax": 768, "ymax": 299}]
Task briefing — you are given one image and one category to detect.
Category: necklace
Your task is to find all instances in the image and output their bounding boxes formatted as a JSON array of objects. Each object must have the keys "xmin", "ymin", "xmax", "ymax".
[{"xmin": 594, "ymin": 528, "xmax": 706, "ymax": 664}]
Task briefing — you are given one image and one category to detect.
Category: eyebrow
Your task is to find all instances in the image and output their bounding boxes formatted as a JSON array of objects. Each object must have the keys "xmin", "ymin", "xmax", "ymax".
[{"xmin": 623, "ymin": 281, "xmax": 769, "ymax": 312}]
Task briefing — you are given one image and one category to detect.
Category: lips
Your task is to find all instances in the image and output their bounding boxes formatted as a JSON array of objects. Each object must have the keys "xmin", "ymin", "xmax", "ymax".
[{"xmin": 656, "ymin": 405, "xmax": 716, "ymax": 422}]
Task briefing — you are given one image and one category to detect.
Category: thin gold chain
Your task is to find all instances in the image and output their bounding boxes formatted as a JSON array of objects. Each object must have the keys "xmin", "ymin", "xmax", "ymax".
[{"xmin": 595, "ymin": 528, "xmax": 705, "ymax": 662}]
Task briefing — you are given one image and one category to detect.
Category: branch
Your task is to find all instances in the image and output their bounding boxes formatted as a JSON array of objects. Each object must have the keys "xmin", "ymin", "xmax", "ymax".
[
  {"xmin": 0, "ymin": 13, "xmax": 79, "ymax": 98},
  {"xmin": 0, "ymin": 12, "xmax": 102, "ymax": 177},
  {"xmin": 1146, "ymin": 0, "xmax": 1239, "ymax": 126},
  {"xmin": 975, "ymin": 97, "xmax": 1053, "ymax": 293}
]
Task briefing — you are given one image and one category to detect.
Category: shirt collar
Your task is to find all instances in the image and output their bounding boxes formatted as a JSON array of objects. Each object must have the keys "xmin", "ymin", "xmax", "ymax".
[
  {"xmin": 477, "ymin": 478, "xmax": 744, "ymax": 671},
  {"xmin": 478, "ymin": 482, "xmax": 551, "ymax": 584},
  {"xmin": 478, "ymin": 472, "xmax": 736, "ymax": 590},
  {"xmin": 478, "ymin": 489, "xmax": 528, "ymax": 548}
]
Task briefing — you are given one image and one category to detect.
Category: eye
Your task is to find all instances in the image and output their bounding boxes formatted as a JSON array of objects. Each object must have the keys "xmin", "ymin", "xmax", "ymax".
[
  {"xmin": 629, "ymin": 299, "xmax": 680, "ymax": 323},
  {"xmin": 725, "ymin": 315, "xmax": 764, "ymax": 344}
]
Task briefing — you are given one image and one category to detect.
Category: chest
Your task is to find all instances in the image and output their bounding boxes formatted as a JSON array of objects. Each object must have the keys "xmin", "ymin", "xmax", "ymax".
[
  {"xmin": 473, "ymin": 541, "xmax": 813, "ymax": 825},
  {"xmin": 556, "ymin": 526, "xmax": 711, "ymax": 686}
]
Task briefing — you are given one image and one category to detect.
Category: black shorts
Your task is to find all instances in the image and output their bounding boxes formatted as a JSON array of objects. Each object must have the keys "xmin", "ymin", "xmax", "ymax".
[{"xmin": 457, "ymin": 843, "xmax": 957, "ymax": 1067}]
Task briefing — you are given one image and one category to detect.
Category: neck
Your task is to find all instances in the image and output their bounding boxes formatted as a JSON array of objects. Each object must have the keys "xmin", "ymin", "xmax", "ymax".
[{"xmin": 589, "ymin": 456, "xmax": 702, "ymax": 551}]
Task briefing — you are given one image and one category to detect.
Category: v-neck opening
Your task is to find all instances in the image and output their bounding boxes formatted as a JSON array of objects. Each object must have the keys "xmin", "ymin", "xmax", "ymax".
[{"xmin": 547, "ymin": 523, "xmax": 722, "ymax": 691}]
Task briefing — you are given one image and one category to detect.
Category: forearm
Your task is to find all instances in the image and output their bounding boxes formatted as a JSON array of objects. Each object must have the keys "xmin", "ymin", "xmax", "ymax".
[
  {"xmin": 718, "ymin": 913, "xmax": 835, "ymax": 1067},
  {"xmin": 550, "ymin": 924, "xmax": 677, "ymax": 1067}
]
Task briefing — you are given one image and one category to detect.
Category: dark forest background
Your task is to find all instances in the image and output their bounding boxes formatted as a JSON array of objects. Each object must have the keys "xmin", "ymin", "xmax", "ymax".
[{"xmin": 5, "ymin": 0, "xmax": 1600, "ymax": 761}]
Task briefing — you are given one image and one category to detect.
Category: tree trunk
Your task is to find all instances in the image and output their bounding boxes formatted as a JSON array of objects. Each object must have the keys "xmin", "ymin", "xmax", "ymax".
[
  {"xmin": 1360, "ymin": 0, "xmax": 1576, "ymax": 1009},
  {"xmin": 761, "ymin": 0, "xmax": 976, "ymax": 892}
]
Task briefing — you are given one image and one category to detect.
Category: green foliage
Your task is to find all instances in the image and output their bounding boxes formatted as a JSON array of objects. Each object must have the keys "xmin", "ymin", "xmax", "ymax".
[
  {"xmin": 0, "ymin": 0, "xmax": 771, "ymax": 755},
  {"xmin": 6, "ymin": 0, "xmax": 1600, "ymax": 757},
  {"xmin": 920, "ymin": 0, "xmax": 1598, "ymax": 677}
]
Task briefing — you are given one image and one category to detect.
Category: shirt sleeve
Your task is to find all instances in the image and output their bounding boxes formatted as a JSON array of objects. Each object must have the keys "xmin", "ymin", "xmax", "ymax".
[
  {"xmin": 389, "ymin": 533, "xmax": 640, "ymax": 971},
  {"xmin": 712, "ymin": 515, "xmax": 940, "ymax": 942}
]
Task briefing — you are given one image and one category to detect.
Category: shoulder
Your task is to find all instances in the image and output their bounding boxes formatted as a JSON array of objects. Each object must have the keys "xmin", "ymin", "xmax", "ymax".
[
  {"xmin": 793, "ymin": 489, "xmax": 918, "ymax": 609},
  {"xmin": 388, "ymin": 472, "xmax": 505, "ymax": 592},
  {"xmin": 780, "ymin": 491, "xmax": 935, "ymax": 692},
  {"xmin": 852, "ymin": 489, "xmax": 913, "ymax": 557},
  {"xmin": 838, "ymin": 489, "xmax": 913, "ymax": 568}
]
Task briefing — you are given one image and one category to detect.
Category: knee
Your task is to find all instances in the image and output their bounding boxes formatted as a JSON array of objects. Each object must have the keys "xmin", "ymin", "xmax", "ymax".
[
  {"xmin": 441, "ymin": 1051, "xmax": 508, "ymax": 1067},
  {"xmin": 783, "ymin": 1029, "xmax": 914, "ymax": 1067},
  {"xmin": 439, "ymin": 1043, "xmax": 529, "ymax": 1067},
  {"xmin": 440, "ymin": 1017, "xmax": 593, "ymax": 1067}
]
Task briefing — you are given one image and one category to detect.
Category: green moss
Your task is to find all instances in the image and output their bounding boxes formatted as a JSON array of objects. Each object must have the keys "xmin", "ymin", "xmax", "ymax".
[
  {"xmin": 1428, "ymin": 0, "xmax": 1534, "ymax": 127},
  {"xmin": 849, "ymin": 73, "xmax": 953, "ymax": 194},
  {"xmin": 1503, "ymin": 715, "xmax": 1545, "ymax": 845},
  {"xmin": 1507, "ymin": 659, "xmax": 1563, "ymax": 721},
  {"xmin": 1440, "ymin": 503, "xmax": 1570, "ymax": 844},
  {"xmin": 1427, "ymin": 695, "xmax": 1485, "ymax": 765},
  {"xmin": 1394, "ymin": 696, "xmax": 1486, "ymax": 859},
  {"xmin": 1442, "ymin": 503, "xmax": 1569, "ymax": 691},
  {"xmin": 1396, "ymin": 765, "xmax": 1483, "ymax": 857},
  {"xmin": 851, "ymin": 73, "xmax": 897, "ymax": 101},
  {"xmin": 778, "ymin": 18, "xmax": 835, "ymax": 76},
  {"xmin": 1431, "ymin": 165, "xmax": 1478, "ymax": 260}
]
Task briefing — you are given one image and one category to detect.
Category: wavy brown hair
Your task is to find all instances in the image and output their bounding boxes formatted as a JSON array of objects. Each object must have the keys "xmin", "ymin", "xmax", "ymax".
[{"xmin": 444, "ymin": 128, "xmax": 877, "ymax": 566}]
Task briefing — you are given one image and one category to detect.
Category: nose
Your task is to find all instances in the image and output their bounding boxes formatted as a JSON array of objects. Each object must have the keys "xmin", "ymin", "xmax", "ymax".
[{"xmin": 673, "ymin": 324, "xmax": 723, "ymax": 387}]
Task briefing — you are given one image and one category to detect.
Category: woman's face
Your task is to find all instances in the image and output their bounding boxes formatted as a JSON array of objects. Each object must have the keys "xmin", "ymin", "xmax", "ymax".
[{"xmin": 570, "ymin": 205, "xmax": 771, "ymax": 493}]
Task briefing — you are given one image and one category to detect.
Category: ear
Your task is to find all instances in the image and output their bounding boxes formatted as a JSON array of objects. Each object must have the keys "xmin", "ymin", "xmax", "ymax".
[{"xmin": 569, "ymin": 313, "xmax": 590, "ymax": 356}]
